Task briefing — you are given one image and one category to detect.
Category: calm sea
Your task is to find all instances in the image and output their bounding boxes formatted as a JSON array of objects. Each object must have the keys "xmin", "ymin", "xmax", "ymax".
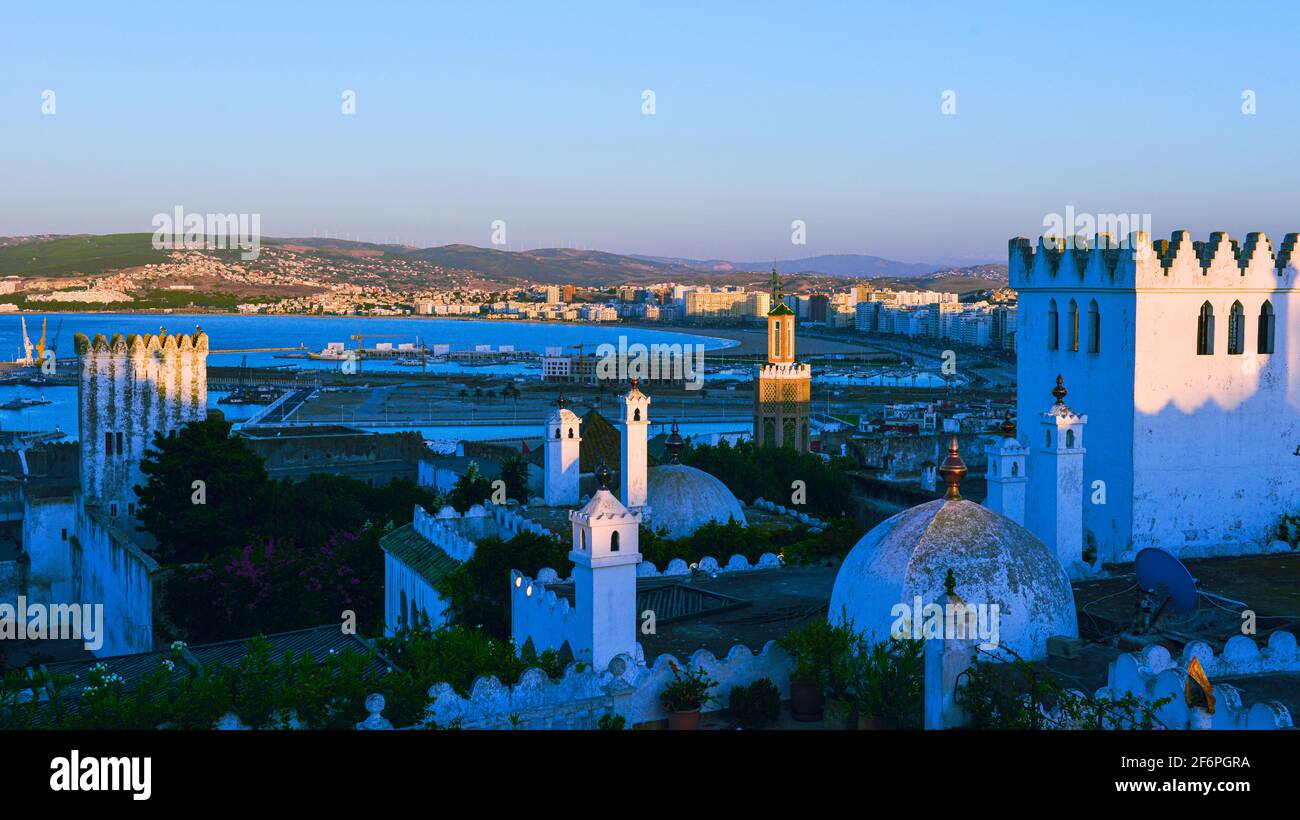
[{"xmin": 0, "ymin": 313, "xmax": 744, "ymax": 441}]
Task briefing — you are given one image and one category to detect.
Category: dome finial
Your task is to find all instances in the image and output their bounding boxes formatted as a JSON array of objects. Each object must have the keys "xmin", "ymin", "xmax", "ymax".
[
  {"xmin": 554, "ymin": 391, "xmax": 567, "ymax": 410},
  {"xmin": 1052, "ymin": 374, "xmax": 1067, "ymax": 405},
  {"xmin": 1000, "ymin": 410, "xmax": 1016, "ymax": 438},
  {"xmin": 665, "ymin": 420, "xmax": 684, "ymax": 464},
  {"xmin": 937, "ymin": 435, "xmax": 967, "ymax": 501},
  {"xmin": 594, "ymin": 462, "xmax": 612, "ymax": 490}
]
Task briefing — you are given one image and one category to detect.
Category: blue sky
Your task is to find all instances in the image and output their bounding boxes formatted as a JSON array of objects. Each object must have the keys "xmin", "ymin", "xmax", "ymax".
[{"xmin": 2, "ymin": 1, "xmax": 1298, "ymax": 263}]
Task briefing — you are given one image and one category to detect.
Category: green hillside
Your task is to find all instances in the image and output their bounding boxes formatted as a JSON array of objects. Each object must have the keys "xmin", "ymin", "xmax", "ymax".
[{"xmin": 0, "ymin": 233, "xmax": 168, "ymax": 277}]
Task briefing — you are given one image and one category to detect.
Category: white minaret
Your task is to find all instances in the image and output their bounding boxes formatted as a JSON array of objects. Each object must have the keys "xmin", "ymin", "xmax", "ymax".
[
  {"xmin": 985, "ymin": 411, "xmax": 1028, "ymax": 526},
  {"xmin": 1026, "ymin": 376, "xmax": 1087, "ymax": 569},
  {"xmin": 543, "ymin": 394, "xmax": 582, "ymax": 506},
  {"xmin": 569, "ymin": 464, "xmax": 641, "ymax": 670},
  {"xmin": 619, "ymin": 379, "xmax": 650, "ymax": 512}
]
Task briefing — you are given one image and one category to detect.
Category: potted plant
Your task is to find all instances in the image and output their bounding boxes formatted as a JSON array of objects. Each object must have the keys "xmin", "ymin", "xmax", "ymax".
[
  {"xmin": 660, "ymin": 661, "xmax": 718, "ymax": 730},
  {"xmin": 777, "ymin": 619, "xmax": 843, "ymax": 721},
  {"xmin": 848, "ymin": 636, "xmax": 924, "ymax": 729},
  {"xmin": 727, "ymin": 678, "xmax": 781, "ymax": 729}
]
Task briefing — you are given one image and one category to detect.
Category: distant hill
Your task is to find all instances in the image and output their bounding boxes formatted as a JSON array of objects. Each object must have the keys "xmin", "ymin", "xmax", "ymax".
[
  {"xmin": 633, "ymin": 253, "xmax": 943, "ymax": 278},
  {"xmin": 0, "ymin": 233, "xmax": 168, "ymax": 277},
  {"xmin": 0, "ymin": 234, "xmax": 1009, "ymax": 292}
]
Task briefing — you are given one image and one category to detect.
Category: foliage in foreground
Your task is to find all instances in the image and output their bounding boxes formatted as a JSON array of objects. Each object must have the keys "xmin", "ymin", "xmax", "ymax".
[{"xmin": 0, "ymin": 627, "xmax": 573, "ymax": 731}]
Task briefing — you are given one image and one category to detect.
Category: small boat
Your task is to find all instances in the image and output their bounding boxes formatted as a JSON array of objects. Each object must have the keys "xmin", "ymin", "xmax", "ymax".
[{"xmin": 0, "ymin": 393, "xmax": 52, "ymax": 410}]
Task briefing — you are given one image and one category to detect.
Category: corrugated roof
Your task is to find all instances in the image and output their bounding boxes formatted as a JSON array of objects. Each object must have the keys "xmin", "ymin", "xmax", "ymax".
[{"xmin": 380, "ymin": 522, "xmax": 461, "ymax": 585}]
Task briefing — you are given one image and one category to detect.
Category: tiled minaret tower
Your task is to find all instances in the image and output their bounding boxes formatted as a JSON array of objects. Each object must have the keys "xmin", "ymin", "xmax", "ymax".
[
  {"xmin": 753, "ymin": 268, "xmax": 812, "ymax": 451},
  {"xmin": 75, "ymin": 328, "xmax": 209, "ymax": 520}
]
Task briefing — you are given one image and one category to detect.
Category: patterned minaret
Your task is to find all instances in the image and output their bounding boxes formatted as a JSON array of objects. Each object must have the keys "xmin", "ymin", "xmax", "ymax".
[
  {"xmin": 75, "ymin": 328, "xmax": 209, "ymax": 521},
  {"xmin": 753, "ymin": 268, "xmax": 812, "ymax": 451},
  {"xmin": 619, "ymin": 379, "xmax": 650, "ymax": 512},
  {"xmin": 543, "ymin": 393, "xmax": 582, "ymax": 506}
]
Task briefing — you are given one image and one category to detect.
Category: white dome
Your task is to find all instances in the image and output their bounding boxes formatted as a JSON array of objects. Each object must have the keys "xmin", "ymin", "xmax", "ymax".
[
  {"xmin": 829, "ymin": 498, "xmax": 1077, "ymax": 660},
  {"xmin": 644, "ymin": 464, "xmax": 746, "ymax": 539}
]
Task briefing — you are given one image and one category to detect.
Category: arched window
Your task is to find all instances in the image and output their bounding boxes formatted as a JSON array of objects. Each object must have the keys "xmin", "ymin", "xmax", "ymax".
[
  {"xmin": 633, "ymin": 408, "xmax": 641, "ymax": 421},
  {"xmin": 1067, "ymin": 300, "xmax": 1079, "ymax": 352},
  {"xmin": 1066, "ymin": 429, "xmax": 1075, "ymax": 448},
  {"xmin": 1011, "ymin": 461, "xmax": 1019, "ymax": 477},
  {"xmin": 579, "ymin": 530, "xmax": 586, "ymax": 551},
  {"xmin": 1227, "ymin": 301, "xmax": 1245, "ymax": 355},
  {"xmin": 610, "ymin": 531, "xmax": 620, "ymax": 552},
  {"xmin": 1045, "ymin": 430, "xmax": 1052, "ymax": 448},
  {"xmin": 1047, "ymin": 299, "xmax": 1059, "ymax": 350},
  {"xmin": 554, "ymin": 428, "xmax": 560, "ymax": 439},
  {"xmin": 1258, "ymin": 301, "xmax": 1276, "ymax": 354},
  {"xmin": 399, "ymin": 590, "xmax": 408, "ymax": 627},
  {"xmin": 774, "ymin": 321, "xmax": 783, "ymax": 358},
  {"xmin": 567, "ymin": 427, "xmax": 574, "ymax": 438},
  {"xmin": 1087, "ymin": 300, "xmax": 1100, "ymax": 353},
  {"xmin": 1197, "ymin": 302, "xmax": 1214, "ymax": 355}
]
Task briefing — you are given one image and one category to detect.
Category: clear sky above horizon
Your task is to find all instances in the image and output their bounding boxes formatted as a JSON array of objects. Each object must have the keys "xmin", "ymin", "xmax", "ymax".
[{"xmin": 3, "ymin": 1, "xmax": 1299, "ymax": 265}]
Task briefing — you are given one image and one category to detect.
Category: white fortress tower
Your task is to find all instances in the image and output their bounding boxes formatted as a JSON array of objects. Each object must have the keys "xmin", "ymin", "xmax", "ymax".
[
  {"xmin": 1026, "ymin": 377, "xmax": 1087, "ymax": 570},
  {"xmin": 543, "ymin": 393, "xmax": 582, "ymax": 506},
  {"xmin": 568, "ymin": 464, "xmax": 641, "ymax": 669},
  {"xmin": 984, "ymin": 411, "xmax": 1027, "ymax": 526},
  {"xmin": 619, "ymin": 379, "xmax": 650, "ymax": 512},
  {"xmin": 1010, "ymin": 230, "xmax": 1299, "ymax": 560},
  {"xmin": 75, "ymin": 328, "xmax": 209, "ymax": 520}
]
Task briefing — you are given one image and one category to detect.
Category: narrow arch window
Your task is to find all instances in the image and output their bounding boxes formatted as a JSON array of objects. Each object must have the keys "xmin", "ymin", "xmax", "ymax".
[
  {"xmin": 610, "ymin": 531, "xmax": 620, "ymax": 552},
  {"xmin": 633, "ymin": 408, "xmax": 641, "ymax": 421},
  {"xmin": 399, "ymin": 590, "xmax": 408, "ymax": 627},
  {"xmin": 554, "ymin": 428, "xmax": 560, "ymax": 439},
  {"xmin": 1047, "ymin": 299, "xmax": 1059, "ymax": 350},
  {"xmin": 1258, "ymin": 301, "xmax": 1275, "ymax": 354},
  {"xmin": 1011, "ymin": 461, "xmax": 1019, "ymax": 477},
  {"xmin": 579, "ymin": 530, "xmax": 586, "ymax": 551},
  {"xmin": 567, "ymin": 427, "xmax": 574, "ymax": 439},
  {"xmin": 1067, "ymin": 299, "xmax": 1079, "ymax": 352},
  {"xmin": 1065, "ymin": 429, "xmax": 1075, "ymax": 448},
  {"xmin": 1227, "ymin": 301, "xmax": 1245, "ymax": 355},
  {"xmin": 1045, "ymin": 430, "xmax": 1052, "ymax": 448},
  {"xmin": 1087, "ymin": 300, "xmax": 1100, "ymax": 353},
  {"xmin": 1197, "ymin": 302, "xmax": 1215, "ymax": 355},
  {"xmin": 774, "ymin": 321, "xmax": 783, "ymax": 358}
]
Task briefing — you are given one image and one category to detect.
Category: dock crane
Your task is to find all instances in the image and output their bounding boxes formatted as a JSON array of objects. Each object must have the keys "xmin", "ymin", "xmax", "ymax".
[{"xmin": 348, "ymin": 332, "xmax": 407, "ymax": 373}]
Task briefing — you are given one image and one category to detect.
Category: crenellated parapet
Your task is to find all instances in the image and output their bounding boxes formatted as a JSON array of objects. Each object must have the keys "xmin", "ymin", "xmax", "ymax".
[
  {"xmin": 1009, "ymin": 231, "xmax": 1300, "ymax": 291},
  {"xmin": 1097, "ymin": 635, "xmax": 1297, "ymax": 730},
  {"xmin": 74, "ymin": 330, "xmax": 209, "ymax": 357},
  {"xmin": 510, "ymin": 570, "xmax": 581, "ymax": 659}
]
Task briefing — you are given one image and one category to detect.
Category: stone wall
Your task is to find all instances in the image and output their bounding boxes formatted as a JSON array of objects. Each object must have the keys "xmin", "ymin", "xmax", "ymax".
[{"xmin": 71, "ymin": 505, "xmax": 159, "ymax": 657}]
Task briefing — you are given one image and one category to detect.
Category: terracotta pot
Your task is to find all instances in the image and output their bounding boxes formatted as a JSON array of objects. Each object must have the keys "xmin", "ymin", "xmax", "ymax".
[
  {"xmin": 668, "ymin": 708, "xmax": 702, "ymax": 730},
  {"xmin": 823, "ymin": 697, "xmax": 854, "ymax": 730},
  {"xmin": 789, "ymin": 682, "xmax": 824, "ymax": 721},
  {"xmin": 857, "ymin": 714, "xmax": 884, "ymax": 730}
]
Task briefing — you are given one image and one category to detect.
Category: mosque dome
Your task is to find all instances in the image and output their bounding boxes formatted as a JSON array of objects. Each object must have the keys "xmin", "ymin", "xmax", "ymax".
[
  {"xmin": 645, "ymin": 464, "xmax": 747, "ymax": 539},
  {"xmin": 828, "ymin": 438, "xmax": 1077, "ymax": 660},
  {"xmin": 643, "ymin": 419, "xmax": 746, "ymax": 539}
]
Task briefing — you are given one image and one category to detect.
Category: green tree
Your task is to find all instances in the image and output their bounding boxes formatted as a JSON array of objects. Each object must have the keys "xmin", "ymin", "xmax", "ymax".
[
  {"xmin": 497, "ymin": 454, "xmax": 530, "ymax": 503},
  {"xmin": 435, "ymin": 530, "xmax": 568, "ymax": 639},
  {"xmin": 448, "ymin": 462, "xmax": 492, "ymax": 513},
  {"xmin": 134, "ymin": 415, "xmax": 272, "ymax": 563}
]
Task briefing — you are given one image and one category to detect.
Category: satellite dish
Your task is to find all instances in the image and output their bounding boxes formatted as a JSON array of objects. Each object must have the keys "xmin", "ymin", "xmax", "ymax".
[{"xmin": 1135, "ymin": 547, "xmax": 1198, "ymax": 615}]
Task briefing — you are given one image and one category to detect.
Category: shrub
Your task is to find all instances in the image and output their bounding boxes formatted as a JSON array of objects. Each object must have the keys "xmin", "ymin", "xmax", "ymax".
[{"xmin": 727, "ymin": 678, "xmax": 781, "ymax": 728}]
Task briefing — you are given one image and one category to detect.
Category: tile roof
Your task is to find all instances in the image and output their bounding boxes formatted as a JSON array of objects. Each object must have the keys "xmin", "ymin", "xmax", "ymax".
[{"xmin": 380, "ymin": 522, "xmax": 461, "ymax": 585}]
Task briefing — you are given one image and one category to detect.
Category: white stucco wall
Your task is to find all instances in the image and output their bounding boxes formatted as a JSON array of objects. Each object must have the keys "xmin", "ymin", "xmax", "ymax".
[{"xmin": 1010, "ymin": 232, "xmax": 1299, "ymax": 559}]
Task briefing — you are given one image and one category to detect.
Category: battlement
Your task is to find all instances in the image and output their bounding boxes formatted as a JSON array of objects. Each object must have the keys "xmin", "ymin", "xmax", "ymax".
[
  {"xmin": 1009, "ymin": 231, "xmax": 1300, "ymax": 290},
  {"xmin": 73, "ymin": 330, "xmax": 210, "ymax": 356}
]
